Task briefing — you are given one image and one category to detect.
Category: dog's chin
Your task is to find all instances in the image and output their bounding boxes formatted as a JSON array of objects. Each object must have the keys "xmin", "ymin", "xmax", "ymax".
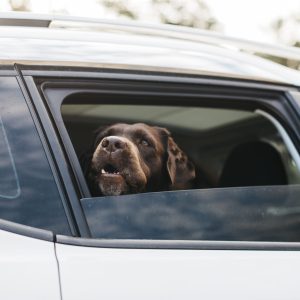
[{"xmin": 98, "ymin": 174, "xmax": 129, "ymax": 196}]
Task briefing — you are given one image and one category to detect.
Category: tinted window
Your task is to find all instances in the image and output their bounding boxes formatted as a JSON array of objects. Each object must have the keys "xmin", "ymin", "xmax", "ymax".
[
  {"xmin": 82, "ymin": 185, "xmax": 300, "ymax": 242},
  {"xmin": 0, "ymin": 77, "xmax": 70, "ymax": 234},
  {"xmin": 0, "ymin": 116, "xmax": 20, "ymax": 198}
]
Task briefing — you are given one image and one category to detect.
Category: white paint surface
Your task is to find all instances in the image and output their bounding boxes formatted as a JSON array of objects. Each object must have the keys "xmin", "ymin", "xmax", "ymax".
[
  {"xmin": 57, "ymin": 243, "xmax": 300, "ymax": 300},
  {"xmin": 0, "ymin": 229, "xmax": 61, "ymax": 300}
]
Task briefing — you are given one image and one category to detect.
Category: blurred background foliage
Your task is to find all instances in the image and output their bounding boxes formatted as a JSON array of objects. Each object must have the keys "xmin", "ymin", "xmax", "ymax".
[
  {"xmin": 7, "ymin": 0, "xmax": 300, "ymax": 70},
  {"xmin": 8, "ymin": 0, "xmax": 220, "ymax": 30},
  {"xmin": 267, "ymin": 15, "xmax": 300, "ymax": 70},
  {"xmin": 100, "ymin": 0, "xmax": 220, "ymax": 30},
  {"xmin": 9, "ymin": 0, "xmax": 31, "ymax": 11}
]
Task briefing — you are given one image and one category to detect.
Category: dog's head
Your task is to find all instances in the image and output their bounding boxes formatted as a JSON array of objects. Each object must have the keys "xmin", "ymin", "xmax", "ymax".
[{"xmin": 86, "ymin": 123, "xmax": 195, "ymax": 196}]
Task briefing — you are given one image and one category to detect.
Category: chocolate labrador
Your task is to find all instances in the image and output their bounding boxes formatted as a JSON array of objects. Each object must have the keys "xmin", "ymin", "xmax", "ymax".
[{"xmin": 82, "ymin": 123, "xmax": 196, "ymax": 196}]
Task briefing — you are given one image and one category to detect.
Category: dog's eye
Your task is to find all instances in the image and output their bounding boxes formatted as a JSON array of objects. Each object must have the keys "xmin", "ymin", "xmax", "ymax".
[{"xmin": 140, "ymin": 139, "xmax": 150, "ymax": 147}]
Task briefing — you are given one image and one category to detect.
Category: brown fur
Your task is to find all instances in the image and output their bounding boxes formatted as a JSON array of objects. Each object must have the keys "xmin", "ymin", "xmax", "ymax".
[{"xmin": 83, "ymin": 123, "xmax": 196, "ymax": 196}]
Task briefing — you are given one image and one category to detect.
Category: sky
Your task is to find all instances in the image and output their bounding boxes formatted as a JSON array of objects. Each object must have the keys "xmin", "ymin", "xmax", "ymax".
[
  {"xmin": 208, "ymin": 0, "xmax": 300, "ymax": 44},
  {"xmin": 2, "ymin": 0, "xmax": 300, "ymax": 45}
]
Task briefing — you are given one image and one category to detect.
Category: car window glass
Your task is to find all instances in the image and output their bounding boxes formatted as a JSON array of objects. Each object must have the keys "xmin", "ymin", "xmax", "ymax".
[
  {"xmin": 0, "ymin": 77, "xmax": 70, "ymax": 235},
  {"xmin": 0, "ymin": 115, "xmax": 20, "ymax": 198},
  {"xmin": 81, "ymin": 185, "xmax": 300, "ymax": 242}
]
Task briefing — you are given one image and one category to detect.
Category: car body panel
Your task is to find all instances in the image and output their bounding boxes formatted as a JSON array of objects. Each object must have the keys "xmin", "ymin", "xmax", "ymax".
[
  {"xmin": 56, "ymin": 242, "xmax": 300, "ymax": 300},
  {"xmin": 1, "ymin": 25, "xmax": 300, "ymax": 85},
  {"xmin": 0, "ymin": 229, "xmax": 60, "ymax": 300}
]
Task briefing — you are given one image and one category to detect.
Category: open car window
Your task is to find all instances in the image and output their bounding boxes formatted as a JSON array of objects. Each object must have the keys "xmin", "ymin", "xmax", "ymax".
[
  {"xmin": 62, "ymin": 104, "xmax": 300, "ymax": 189},
  {"xmin": 58, "ymin": 91, "xmax": 300, "ymax": 243}
]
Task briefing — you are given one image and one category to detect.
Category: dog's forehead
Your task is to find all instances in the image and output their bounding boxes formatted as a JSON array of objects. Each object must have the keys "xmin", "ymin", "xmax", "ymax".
[{"xmin": 106, "ymin": 123, "xmax": 161, "ymax": 138}]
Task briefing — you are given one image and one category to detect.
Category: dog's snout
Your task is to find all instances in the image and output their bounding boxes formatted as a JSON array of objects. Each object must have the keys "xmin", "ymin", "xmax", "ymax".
[{"xmin": 101, "ymin": 136, "xmax": 126, "ymax": 153}]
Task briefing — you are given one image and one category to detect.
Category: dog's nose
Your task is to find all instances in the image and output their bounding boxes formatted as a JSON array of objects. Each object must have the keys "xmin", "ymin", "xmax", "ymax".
[{"xmin": 101, "ymin": 136, "xmax": 126, "ymax": 153}]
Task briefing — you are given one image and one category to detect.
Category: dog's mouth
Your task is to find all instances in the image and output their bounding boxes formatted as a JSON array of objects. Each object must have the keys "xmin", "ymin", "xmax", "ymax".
[
  {"xmin": 101, "ymin": 164, "xmax": 121, "ymax": 176},
  {"xmin": 92, "ymin": 148, "xmax": 148, "ymax": 196},
  {"xmin": 97, "ymin": 163, "xmax": 129, "ymax": 196}
]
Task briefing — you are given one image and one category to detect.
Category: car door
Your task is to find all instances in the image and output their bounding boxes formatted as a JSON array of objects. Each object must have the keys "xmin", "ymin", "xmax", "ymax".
[
  {"xmin": 0, "ymin": 74, "xmax": 70, "ymax": 300},
  {"xmin": 55, "ymin": 237, "xmax": 300, "ymax": 300},
  {"xmin": 56, "ymin": 185, "xmax": 300, "ymax": 300},
  {"xmin": 0, "ymin": 223, "xmax": 61, "ymax": 300},
  {"xmin": 21, "ymin": 67, "xmax": 300, "ymax": 300}
]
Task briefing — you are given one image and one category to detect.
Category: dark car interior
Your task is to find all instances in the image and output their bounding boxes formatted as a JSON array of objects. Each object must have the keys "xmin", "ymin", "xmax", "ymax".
[
  {"xmin": 61, "ymin": 103, "xmax": 300, "ymax": 190},
  {"xmin": 59, "ymin": 100, "xmax": 300, "ymax": 241}
]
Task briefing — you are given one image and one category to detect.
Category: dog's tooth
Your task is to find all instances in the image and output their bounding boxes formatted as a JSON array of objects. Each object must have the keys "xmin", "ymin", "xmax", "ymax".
[{"xmin": 101, "ymin": 169, "xmax": 105, "ymax": 174}]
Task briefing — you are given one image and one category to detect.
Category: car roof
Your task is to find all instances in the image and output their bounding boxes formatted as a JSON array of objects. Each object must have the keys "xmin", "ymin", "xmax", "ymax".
[{"xmin": 1, "ymin": 12, "xmax": 300, "ymax": 86}]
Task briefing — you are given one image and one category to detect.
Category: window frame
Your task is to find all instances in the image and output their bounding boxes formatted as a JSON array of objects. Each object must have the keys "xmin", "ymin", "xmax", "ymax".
[{"xmin": 20, "ymin": 65, "xmax": 300, "ymax": 248}]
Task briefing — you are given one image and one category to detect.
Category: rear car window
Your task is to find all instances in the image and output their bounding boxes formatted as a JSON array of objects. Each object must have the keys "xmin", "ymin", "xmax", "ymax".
[
  {"xmin": 0, "ymin": 77, "xmax": 70, "ymax": 235},
  {"xmin": 60, "ymin": 101, "xmax": 300, "ymax": 242},
  {"xmin": 39, "ymin": 78, "xmax": 300, "ymax": 243},
  {"xmin": 62, "ymin": 104, "xmax": 300, "ymax": 188}
]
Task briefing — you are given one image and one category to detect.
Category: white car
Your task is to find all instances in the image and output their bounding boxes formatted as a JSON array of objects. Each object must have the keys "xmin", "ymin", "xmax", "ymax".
[{"xmin": 1, "ymin": 12, "xmax": 300, "ymax": 300}]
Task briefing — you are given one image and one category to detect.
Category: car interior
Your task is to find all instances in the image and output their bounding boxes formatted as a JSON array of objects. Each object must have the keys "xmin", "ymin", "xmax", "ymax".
[
  {"xmin": 61, "ymin": 103, "xmax": 300, "ymax": 191},
  {"xmin": 59, "ymin": 99, "xmax": 300, "ymax": 241}
]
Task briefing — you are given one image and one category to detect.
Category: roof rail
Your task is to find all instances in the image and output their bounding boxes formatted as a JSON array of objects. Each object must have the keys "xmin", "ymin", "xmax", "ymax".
[
  {"xmin": 1, "ymin": 12, "xmax": 300, "ymax": 61},
  {"xmin": 0, "ymin": 12, "xmax": 51, "ymax": 27}
]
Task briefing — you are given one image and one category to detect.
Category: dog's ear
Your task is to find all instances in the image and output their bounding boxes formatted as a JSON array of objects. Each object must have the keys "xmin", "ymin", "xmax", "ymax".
[
  {"xmin": 156, "ymin": 127, "xmax": 196, "ymax": 190},
  {"xmin": 166, "ymin": 136, "xmax": 196, "ymax": 189}
]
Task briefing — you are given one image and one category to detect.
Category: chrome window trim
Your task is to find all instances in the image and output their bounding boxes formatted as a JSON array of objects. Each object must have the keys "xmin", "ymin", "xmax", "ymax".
[{"xmin": 56, "ymin": 235, "xmax": 300, "ymax": 251}]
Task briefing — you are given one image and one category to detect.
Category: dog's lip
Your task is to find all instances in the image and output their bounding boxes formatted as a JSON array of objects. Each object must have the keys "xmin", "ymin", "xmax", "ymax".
[
  {"xmin": 98, "ymin": 164, "xmax": 126, "ymax": 180},
  {"xmin": 99, "ymin": 166, "xmax": 125, "ymax": 182},
  {"xmin": 100, "ymin": 172, "xmax": 123, "ymax": 178}
]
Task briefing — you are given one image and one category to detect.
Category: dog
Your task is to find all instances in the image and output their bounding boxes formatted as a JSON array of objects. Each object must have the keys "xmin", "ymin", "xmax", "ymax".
[{"xmin": 82, "ymin": 123, "xmax": 196, "ymax": 196}]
